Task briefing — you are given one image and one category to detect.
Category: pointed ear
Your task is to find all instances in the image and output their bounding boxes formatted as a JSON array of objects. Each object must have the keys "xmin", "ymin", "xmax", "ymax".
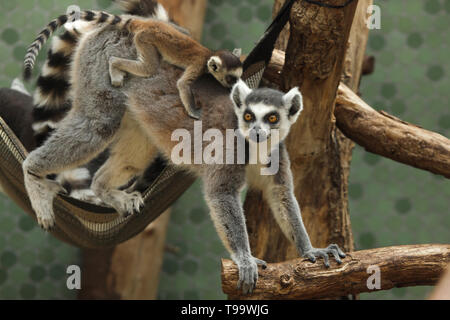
[
  {"xmin": 207, "ymin": 56, "xmax": 222, "ymax": 73},
  {"xmin": 232, "ymin": 48, "xmax": 242, "ymax": 58},
  {"xmin": 230, "ymin": 79, "xmax": 251, "ymax": 113},
  {"xmin": 283, "ymin": 87, "xmax": 303, "ymax": 123}
]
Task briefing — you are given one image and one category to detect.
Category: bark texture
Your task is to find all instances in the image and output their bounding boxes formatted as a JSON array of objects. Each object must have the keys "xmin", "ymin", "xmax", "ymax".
[{"xmin": 222, "ymin": 244, "xmax": 450, "ymax": 299}]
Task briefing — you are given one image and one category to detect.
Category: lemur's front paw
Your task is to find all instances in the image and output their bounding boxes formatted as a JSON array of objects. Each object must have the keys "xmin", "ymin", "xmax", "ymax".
[
  {"xmin": 110, "ymin": 72, "xmax": 125, "ymax": 88},
  {"xmin": 235, "ymin": 256, "xmax": 267, "ymax": 295},
  {"xmin": 35, "ymin": 179, "xmax": 66, "ymax": 230},
  {"xmin": 303, "ymin": 244, "xmax": 346, "ymax": 268},
  {"xmin": 109, "ymin": 57, "xmax": 125, "ymax": 87},
  {"xmin": 23, "ymin": 173, "xmax": 62, "ymax": 231}
]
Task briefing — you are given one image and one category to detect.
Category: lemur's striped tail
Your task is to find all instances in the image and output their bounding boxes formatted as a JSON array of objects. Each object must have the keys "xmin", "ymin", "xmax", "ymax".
[{"xmin": 23, "ymin": 10, "xmax": 131, "ymax": 81}]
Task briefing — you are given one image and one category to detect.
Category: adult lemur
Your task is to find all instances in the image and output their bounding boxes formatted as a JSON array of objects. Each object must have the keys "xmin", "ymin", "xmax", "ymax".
[
  {"xmin": 25, "ymin": 10, "xmax": 242, "ymax": 120},
  {"xmin": 28, "ymin": 0, "xmax": 170, "ymax": 203},
  {"xmin": 22, "ymin": 5, "xmax": 345, "ymax": 294}
]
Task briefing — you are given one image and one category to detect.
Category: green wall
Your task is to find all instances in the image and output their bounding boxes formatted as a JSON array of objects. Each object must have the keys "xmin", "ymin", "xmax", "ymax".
[{"xmin": 0, "ymin": 0, "xmax": 448, "ymax": 300}]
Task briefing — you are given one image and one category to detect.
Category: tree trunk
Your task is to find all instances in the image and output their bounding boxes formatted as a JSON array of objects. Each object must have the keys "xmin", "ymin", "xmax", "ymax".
[
  {"xmin": 79, "ymin": 213, "xmax": 171, "ymax": 299},
  {"xmin": 236, "ymin": 0, "xmax": 372, "ymax": 299},
  {"xmin": 158, "ymin": 0, "xmax": 207, "ymax": 41},
  {"xmin": 78, "ymin": 0, "xmax": 207, "ymax": 300}
]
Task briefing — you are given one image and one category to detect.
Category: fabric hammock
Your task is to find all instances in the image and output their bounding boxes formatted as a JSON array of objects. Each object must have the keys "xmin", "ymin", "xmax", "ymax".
[
  {"xmin": 0, "ymin": 116, "xmax": 195, "ymax": 248},
  {"xmin": 0, "ymin": 0, "xmax": 294, "ymax": 249}
]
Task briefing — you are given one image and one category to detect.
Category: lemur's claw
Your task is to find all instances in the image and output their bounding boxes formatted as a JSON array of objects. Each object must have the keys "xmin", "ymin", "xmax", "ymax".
[
  {"xmin": 187, "ymin": 107, "xmax": 201, "ymax": 120},
  {"xmin": 254, "ymin": 258, "xmax": 268, "ymax": 269},
  {"xmin": 115, "ymin": 191, "xmax": 144, "ymax": 218},
  {"xmin": 303, "ymin": 244, "xmax": 346, "ymax": 267},
  {"xmin": 37, "ymin": 216, "xmax": 55, "ymax": 231}
]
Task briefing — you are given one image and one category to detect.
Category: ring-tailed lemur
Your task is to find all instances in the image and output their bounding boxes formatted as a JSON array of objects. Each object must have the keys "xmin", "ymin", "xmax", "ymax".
[
  {"xmin": 27, "ymin": 0, "xmax": 170, "ymax": 204},
  {"xmin": 24, "ymin": 10, "xmax": 242, "ymax": 120},
  {"xmin": 29, "ymin": 0, "xmax": 169, "ymax": 144},
  {"xmin": 22, "ymin": 25, "xmax": 345, "ymax": 294}
]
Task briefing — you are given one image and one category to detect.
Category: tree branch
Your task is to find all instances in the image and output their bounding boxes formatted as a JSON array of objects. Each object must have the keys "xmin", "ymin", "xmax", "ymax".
[
  {"xmin": 336, "ymin": 83, "xmax": 450, "ymax": 178},
  {"xmin": 222, "ymin": 244, "xmax": 450, "ymax": 300},
  {"xmin": 264, "ymin": 51, "xmax": 450, "ymax": 179}
]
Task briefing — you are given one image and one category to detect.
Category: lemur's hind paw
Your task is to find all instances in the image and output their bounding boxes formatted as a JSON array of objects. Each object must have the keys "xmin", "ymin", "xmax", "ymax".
[{"xmin": 303, "ymin": 244, "xmax": 346, "ymax": 268}]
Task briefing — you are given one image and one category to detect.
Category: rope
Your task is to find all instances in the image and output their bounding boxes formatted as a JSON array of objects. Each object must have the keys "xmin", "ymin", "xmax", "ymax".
[{"xmin": 303, "ymin": 0, "xmax": 357, "ymax": 9}]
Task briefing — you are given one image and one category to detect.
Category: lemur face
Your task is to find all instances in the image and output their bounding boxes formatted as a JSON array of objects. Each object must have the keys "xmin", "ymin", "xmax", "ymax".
[
  {"xmin": 207, "ymin": 50, "xmax": 243, "ymax": 88},
  {"xmin": 230, "ymin": 80, "xmax": 303, "ymax": 144}
]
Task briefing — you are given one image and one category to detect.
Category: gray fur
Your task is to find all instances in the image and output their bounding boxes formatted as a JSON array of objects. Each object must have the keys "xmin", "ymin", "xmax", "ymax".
[
  {"xmin": 23, "ymin": 26, "xmax": 345, "ymax": 294},
  {"xmin": 245, "ymin": 88, "xmax": 284, "ymax": 108}
]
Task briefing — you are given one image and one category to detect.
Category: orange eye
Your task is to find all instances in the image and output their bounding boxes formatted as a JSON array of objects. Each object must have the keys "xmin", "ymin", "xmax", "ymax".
[
  {"xmin": 244, "ymin": 113, "xmax": 253, "ymax": 121},
  {"xmin": 268, "ymin": 115, "xmax": 278, "ymax": 123}
]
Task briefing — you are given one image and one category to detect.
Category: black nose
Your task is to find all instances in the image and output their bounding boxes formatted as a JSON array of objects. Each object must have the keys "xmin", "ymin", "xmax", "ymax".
[
  {"xmin": 226, "ymin": 75, "xmax": 238, "ymax": 86},
  {"xmin": 249, "ymin": 128, "xmax": 268, "ymax": 143}
]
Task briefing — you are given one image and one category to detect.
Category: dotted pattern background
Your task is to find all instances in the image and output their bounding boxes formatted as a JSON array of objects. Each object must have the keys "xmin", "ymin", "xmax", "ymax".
[{"xmin": 0, "ymin": 0, "xmax": 449, "ymax": 300}]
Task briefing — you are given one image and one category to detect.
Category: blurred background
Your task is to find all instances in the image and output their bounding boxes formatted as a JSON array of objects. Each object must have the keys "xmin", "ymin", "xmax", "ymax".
[{"xmin": 0, "ymin": 0, "xmax": 449, "ymax": 299}]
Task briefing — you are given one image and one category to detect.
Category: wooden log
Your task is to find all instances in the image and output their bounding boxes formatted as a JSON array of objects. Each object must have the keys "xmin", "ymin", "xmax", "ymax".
[
  {"xmin": 222, "ymin": 244, "xmax": 450, "ymax": 300},
  {"xmin": 335, "ymin": 83, "xmax": 450, "ymax": 179}
]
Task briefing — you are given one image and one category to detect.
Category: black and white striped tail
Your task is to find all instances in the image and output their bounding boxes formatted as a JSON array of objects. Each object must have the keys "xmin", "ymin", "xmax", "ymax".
[
  {"xmin": 32, "ymin": 28, "xmax": 80, "ymax": 146},
  {"xmin": 23, "ymin": 15, "xmax": 69, "ymax": 80},
  {"xmin": 23, "ymin": 10, "xmax": 130, "ymax": 81}
]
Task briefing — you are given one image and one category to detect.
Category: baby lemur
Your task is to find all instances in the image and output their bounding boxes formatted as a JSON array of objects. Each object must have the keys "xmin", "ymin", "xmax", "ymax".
[
  {"xmin": 24, "ymin": 10, "xmax": 243, "ymax": 119},
  {"xmin": 22, "ymin": 26, "xmax": 345, "ymax": 294}
]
